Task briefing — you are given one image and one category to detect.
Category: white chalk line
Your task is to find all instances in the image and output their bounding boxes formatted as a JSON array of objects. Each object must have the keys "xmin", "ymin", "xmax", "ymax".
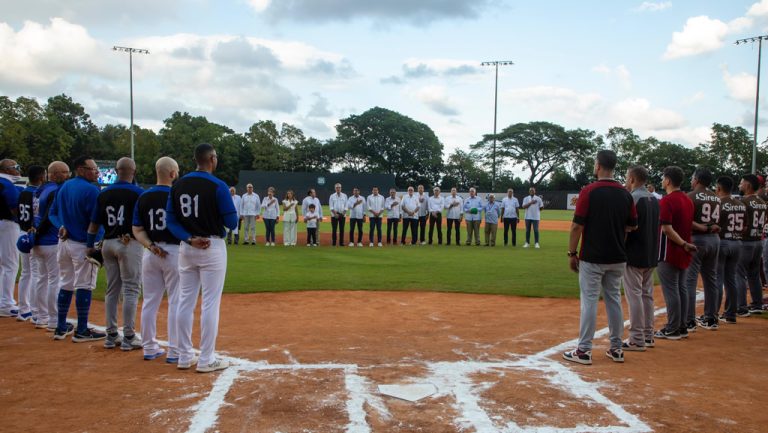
[{"xmin": 79, "ymin": 292, "xmax": 704, "ymax": 433}]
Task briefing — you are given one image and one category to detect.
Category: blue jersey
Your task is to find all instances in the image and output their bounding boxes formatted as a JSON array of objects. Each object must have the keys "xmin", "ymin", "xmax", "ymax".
[
  {"xmin": 49, "ymin": 176, "xmax": 103, "ymax": 243},
  {"xmin": 166, "ymin": 171, "xmax": 238, "ymax": 241},
  {"xmin": 34, "ymin": 182, "xmax": 61, "ymax": 246},
  {"xmin": 0, "ymin": 177, "xmax": 20, "ymax": 221}
]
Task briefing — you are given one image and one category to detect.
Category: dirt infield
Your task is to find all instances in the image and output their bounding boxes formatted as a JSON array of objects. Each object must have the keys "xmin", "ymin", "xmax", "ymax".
[{"xmin": 1, "ymin": 289, "xmax": 766, "ymax": 433}]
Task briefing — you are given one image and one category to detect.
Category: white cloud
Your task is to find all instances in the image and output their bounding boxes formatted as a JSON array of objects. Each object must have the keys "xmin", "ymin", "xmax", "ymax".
[
  {"xmin": 748, "ymin": 0, "xmax": 768, "ymax": 17},
  {"xmin": 663, "ymin": 4, "xmax": 758, "ymax": 60},
  {"xmin": 722, "ymin": 67, "xmax": 756, "ymax": 102},
  {"xmin": 505, "ymin": 86, "xmax": 604, "ymax": 122},
  {"xmin": 683, "ymin": 91, "xmax": 706, "ymax": 105},
  {"xmin": 0, "ymin": 0, "xmax": 181, "ymax": 27},
  {"xmin": 609, "ymin": 98, "xmax": 686, "ymax": 131},
  {"xmin": 653, "ymin": 126, "xmax": 712, "ymax": 146},
  {"xmin": 592, "ymin": 64, "xmax": 631, "ymax": 89},
  {"xmin": 417, "ymin": 86, "xmax": 460, "ymax": 116},
  {"xmin": 247, "ymin": 0, "xmax": 272, "ymax": 13},
  {"xmin": 635, "ymin": 2, "xmax": 672, "ymax": 13}
]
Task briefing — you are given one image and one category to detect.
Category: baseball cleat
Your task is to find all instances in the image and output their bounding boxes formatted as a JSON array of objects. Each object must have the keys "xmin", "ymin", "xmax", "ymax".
[
  {"xmin": 16, "ymin": 312, "xmax": 33, "ymax": 322},
  {"xmin": 196, "ymin": 359, "xmax": 230, "ymax": 373}
]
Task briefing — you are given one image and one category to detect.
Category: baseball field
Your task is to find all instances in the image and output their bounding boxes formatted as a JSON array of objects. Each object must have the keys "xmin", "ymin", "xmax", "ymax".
[{"xmin": 1, "ymin": 210, "xmax": 767, "ymax": 433}]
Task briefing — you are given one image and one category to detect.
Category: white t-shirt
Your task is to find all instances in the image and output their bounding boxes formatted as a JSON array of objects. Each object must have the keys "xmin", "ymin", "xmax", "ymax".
[{"xmin": 522, "ymin": 195, "xmax": 544, "ymax": 220}]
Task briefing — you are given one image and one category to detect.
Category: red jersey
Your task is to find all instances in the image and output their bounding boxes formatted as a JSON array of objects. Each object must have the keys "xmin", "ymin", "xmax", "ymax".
[{"xmin": 658, "ymin": 190, "xmax": 694, "ymax": 270}]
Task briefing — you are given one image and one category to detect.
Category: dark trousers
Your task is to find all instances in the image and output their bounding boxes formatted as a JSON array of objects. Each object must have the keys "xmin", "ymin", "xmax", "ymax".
[
  {"xmin": 306, "ymin": 227, "xmax": 317, "ymax": 245},
  {"xmin": 401, "ymin": 218, "xmax": 418, "ymax": 245},
  {"xmin": 387, "ymin": 219, "xmax": 399, "ymax": 244},
  {"xmin": 331, "ymin": 216, "xmax": 346, "ymax": 246},
  {"xmin": 428, "ymin": 212, "xmax": 443, "ymax": 244},
  {"xmin": 446, "ymin": 218, "xmax": 460, "ymax": 245},
  {"xmin": 418, "ymin": 215, "xmax": 427, "ymax": 242},
  {"xmin": 525, "ymin": 219, "xmax": 540, "ymax": 244},
  {"xmin": 263, "ymin": 218, "xmax": 276, "ymax": 243},
  {"xmin": 369, "ymin": 217, "xmax": 382, "ymax": 243},
  {"xmin": 349, "ymin": 218, "xmax": 363, "ymax": 244},
  {"xmin": 503, "ymin": 218, "xmax": 518, "ymax": 246}
]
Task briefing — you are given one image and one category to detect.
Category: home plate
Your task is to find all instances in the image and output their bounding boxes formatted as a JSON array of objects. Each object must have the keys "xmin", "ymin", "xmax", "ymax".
[{"xmin": 377, "ymin": 384, "xmax": 438, "ymax": 402}]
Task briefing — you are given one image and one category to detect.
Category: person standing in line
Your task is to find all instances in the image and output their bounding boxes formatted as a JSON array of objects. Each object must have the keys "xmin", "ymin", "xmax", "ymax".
[
  {"xmin": 714, "ymin": 176, "xmax": 745, "ymax": 324},
  {"xmin": 444, "ymin": 188, "xmax": 463, "ymax": 246},
  {"xmin": 428, "ymin": 187, "xmax": 444, "ymax": 245},
  {"xmin": 367, "ymin": 186, "xmax": 385, "ymax": 247},
  {"xmin": 226, "ymin": 187, "xmax": 241, "ymax": 245},
  {"xmin": 304, "ymin": 203, "xmax": 319, "ymax": 246},
  {"xmin": 282, "ymin": 190, "xmax": 298, "ymax": 246},
  {"xmin": 483, "ymin": 194, "xmax": 502, "ymax": 247},
  {"xmin": 385, "ymin": 188, "xmax": 401, "ymax": 245},
  {"xmin": 31, "ymin": 161, "xmax": 70, "ymax": 331},
  {"xmin": 654, "ymin": 166, "xmax": 697, "ymax": 341},
  {"xmin": 329, "ymin": 183, "xmax": 348, "ymax": 247},
  {"xmin": 684, "ymin": 168, "xmax": 722, "ymax": 331},
  {"xmin": 347, "ymin": 187, "xmax": 366, "ymax": 247},
  {"xmin": 522, "ymin": 187, "xmax": 544, "ymax": 248},
  {"xmin": 621, "ymin": 165, "xmax": 660, "ymax": 351},
  {"xmin": 0, "ymin": 159, "xmax": 21, "ymax": 317},
  {"xmin": 132, "ymin": 157, "xmax": 181, "ymax": 362},
  {"xmin": 260, "ymin": 187, "xmax": 280, "ymax": 246},
  {"xmin": 647, "ymin": 184, "xmax": 662, "ymax": 200},
  {"xmin": 302, "ymin": 188, "xmax": 323, "ymax": 242},
  {"xmin": 240, "ymin": 184, "xmax": 260, "ymax": 245},
  {"xmin": 86, "ymin": 157, "xmax": 145, "ymax": 350},
  {"xmin": 416, "ymin": 185, "xmax": 429, "ymax": 245},
  {"xmin": 166, "ymin": 143, "xmax": 238, "ymax": 373},
  {"xmin": 463, "ymin": 188, "xmax": 483, "ymax": 246},
  {"xmin": 48, "ymin": 156, "xmax": 106, "ymax": 342},
  {"xmin": 400, "ymin": 187, "xmax": 419, "ymax": 246},
  {"xmin": 563, "ymin": 150, "xmax": 637, "ymax": 365},
  {"xmin": 15, "ymin": 165, "xmax": 45, "ymax": 322},
  {"xmin": 501, "ymin": 188, "xmax": 520, "ymax": 247},
  {"xmin": 736, "ymin": 174, "xmax": 767, "ymax": 316}
]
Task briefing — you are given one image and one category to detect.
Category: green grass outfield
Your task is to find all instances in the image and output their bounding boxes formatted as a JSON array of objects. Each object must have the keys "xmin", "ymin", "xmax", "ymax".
[{"xmin": 94, "ymin": 210, "xmax": 579, "ymax": 300}]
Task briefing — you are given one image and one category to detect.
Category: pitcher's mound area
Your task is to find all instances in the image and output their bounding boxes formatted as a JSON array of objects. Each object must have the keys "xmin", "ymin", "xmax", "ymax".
[{"xmin": 1, "ymin": 291, "xmax": 767, "ymax": 433}]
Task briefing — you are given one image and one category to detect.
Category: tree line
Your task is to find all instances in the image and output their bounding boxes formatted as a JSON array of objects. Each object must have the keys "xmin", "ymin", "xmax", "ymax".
[{"xmin": 1, "ymin": 94, "xmax": 764, "ymax": 191}]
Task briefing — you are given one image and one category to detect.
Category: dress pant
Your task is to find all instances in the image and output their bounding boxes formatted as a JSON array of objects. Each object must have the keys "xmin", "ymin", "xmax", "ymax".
[
  {"xmin": 446, "ymin": 218, "xmax": 460, "ymax": 245},
  {"xmin": 428, "ymin": 212, "xmax": 442, "ymax": 244},
  {"xmin": 331, "ymin": 216, "xmax": 346, "ymax": 246}
]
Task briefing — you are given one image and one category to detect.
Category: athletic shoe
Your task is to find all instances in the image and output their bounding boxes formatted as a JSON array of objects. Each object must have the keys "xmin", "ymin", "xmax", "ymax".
[
  {"xmin": 686, "ymin": 321, "xmax": 697, "ymax": 333},
  {"xmin": 699, "ymin": 318, "xmax": 719, "ymax": 330},
  {"xmin": 16, "ymin": 312, "xmax": 33, "ymax": 322},
  {"xmin": 621, "ymin": 341, "xmax": 646, "ymax": 352},
  {"xmin": 143, "ymin": 349, "xmax": 166, "ymax": 361},
  {"xmin": 562, "ymin": 349, "xmax": 592, "ymax": 365},
  {"xmin": 53, "ymin": 323, "xmax": 75, "ymax": 340},
  {"xmin": 312, "ymin": 243, "xmax": 318, "ymax": 247},
  {"xmin": 722, "ymin": 316, "xmax": 737, "ymax": 324},
  {"xmin": 737, "ymin": 308, "xmax": 751, "ymax": 318},
  {"xmin": 72, "ymin": 328, "xmax": 107, "ymax": 343},
  {"xmin": 357, "ymin": 243, "xmax": 363, "ymax": 247},
  {"xmin": 654, "ymin": 328, "xmax": 681, "ymax": 340},
  {"xmin": 369, "ymin": 242, "xmax": 374, "ymax": 247},
  {"xmin": 644, "ymin": 338, "xmax": 655, "ymax": 348},
  {"xmin": 605, "ymin": 348, "xmax": 625, "ymax": 363},
  {"xmin": 165, "ymin": 357, "xmax": 179, "ymax": 364},
  {"xmin": 35, "ymin": 320, "xmax": 49, "ymax": 329},
  {"xmin": 177, "ymin": 355, "xmax": 199, "ymax": 370},
  {"xmin": 348, "ymin": 242, "xmax": 354, "ymax": 247},
  {"xmin": 748, "ymin": 306, "xmax": 764, "ymax": 315},
  {"xmin": 46, "ymin": 326, "xmax": 56, "ymax": 333},
  {"xmin": 0, "ymin": 308, "xmax": 19, "ymax": 318},
  {"xmin": 535, "ymin": 243, "xmax": 540, "ymax": 249},
  {"xmin": 196, "ymin": 359, "xmax": 230, "ymax": 373},
  {"xmin": 103, "ymin": 332, "xmax": 122, "ymax": 349},
  {"xmin": 378, "ymin": 242, "xmax": 382, "ymax": 247},
  {"xmin": 523, "ymin": 243, "xmax": 530, "ymax": 248},
  {"xmin": 120, "ymin": 334, "xmax": 142, "ymax": 351},
  {"xmin": 678, "ymin": 328, "xmax": 689, "ymax": 339}
]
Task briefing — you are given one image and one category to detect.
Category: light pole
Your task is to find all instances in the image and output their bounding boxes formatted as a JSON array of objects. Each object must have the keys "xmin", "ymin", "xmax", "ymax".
[
  {"xmin": 735, "ymin": 35, "xmax": 768, "ymax": 174},
  {"xmin": 113, "ymin": 46, "xmax": 149, "ymax": 161},
  {"xmin": 481, "ymin": 60, "xmax": 513, "ymax": 190}
]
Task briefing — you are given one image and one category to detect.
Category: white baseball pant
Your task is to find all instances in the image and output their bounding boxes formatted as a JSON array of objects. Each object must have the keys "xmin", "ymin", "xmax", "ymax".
[
  {"xmin": 58, "ymin": 239, "xmax": 98, "ymax": 292},
  {"xmin": 17, "ymin": 252, "xmax": 36, "ymax": 316},
  {"xmin": 32, "ymin": 244, "xmax": 59, "ymax": 328},
  {"xmin": 177, "ymin": 238, "xmax": 227, "ymax": 366},
  {"xmin": 0, "ymin": 219, "xmax": 19, "ymax": 312},
  {"xmin": 140, "ymin": 243, "xmax": 180, "ymax": 358}
]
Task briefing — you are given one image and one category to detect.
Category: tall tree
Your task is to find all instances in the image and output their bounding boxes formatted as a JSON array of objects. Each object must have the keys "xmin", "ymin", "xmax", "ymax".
[
  {"xmin": 158, "ymin": 111, "xmax": 237, "ymax": 175},
  {"xmin": 245, "ymin": 120, "xmax": 291, "ymax": 171},
  {"xmin": 45, "ymin": 94, "xmax": 103, "ymax": 161},
  {"xmin": 440, "ymin": 149, "xmax": 491, "ymax": 190},
  {"xmin": 699, "ymin": 123, "xmax": 768, "ymax": 176}
]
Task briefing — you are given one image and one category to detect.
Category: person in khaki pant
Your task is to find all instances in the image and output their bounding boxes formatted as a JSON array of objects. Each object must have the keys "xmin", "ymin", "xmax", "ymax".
[
  {"xmin": 483, "ymin": 194, "xmax": 502, "ymax": 246},
  {"xmin": 462, "ymin": 188, "xmax": 483, "ymax": 246}
]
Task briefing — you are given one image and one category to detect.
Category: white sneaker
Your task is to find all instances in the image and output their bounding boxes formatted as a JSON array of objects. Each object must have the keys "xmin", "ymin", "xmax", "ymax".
[
  {"xmin": 523, "ymin": 243, "xmax": 530, "ymax": 248},
  {"xmin": 420, "ymin": 241, "xmax": 427, "ymax": 245},
  {"xmin": 369, "ymin": 243, "xmax": 374, "ymax": 247},
  {"xmin": 378, "ymin": 242, "xmax": 382, "ymax": 247},
  {"xmin": 196, "ymin": 359, "xmax": 230, "ymax": 373},
  {"xmin": 535, "ymin": 243, "xmax": 540, "ymax": 249},
  {"xmin": 177, "ymin": 355, "xmax": 199, "ymax": 370},
  {"xmin": 348, "ymin": 242, "xmax": 354, "ymax": 247},
  {"xmin": 357, "ymin": 242, "xmax": 363, "ymax": 247}
]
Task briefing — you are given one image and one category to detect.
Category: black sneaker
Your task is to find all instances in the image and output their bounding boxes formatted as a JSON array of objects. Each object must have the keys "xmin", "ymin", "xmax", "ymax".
[
  {"xmin": 678, "ymin": 328, "xmax": 689, "ymax": 339},
  {"xmin": 52, "ymin": 323, "xmax": 75, "ymax": 340},
  {"xmin": 699, "ymin": 318, "xmax": 719, "ymax": 330},
  {"xmin": 605, "ymin": 348, "xmax": 625, "ymax": 363},
  {"xmin": 562, "ymin": 349, "xmax": 592, "ymax": 365},
  {"xmin": 72, "ymin": 328, "xmax": 107, "ymax": 343},
  {"xmin": 748, "ymin": 306, "xmax": 764, "ymax": 315},
  {"xmin": 644, "ymin": 338, "xmax": 655, "ymax": 348},
  {"xmin": 621, "ymin": 340, "xmax": 646, "ymax": 352},
  {"xmin": 686, "ymin": 321, "xmax": 697, "ymax": 332},
  {"xmin": 654, "ymin": 328, "xmax": 681, "ymax": 340},
  {"xmin": 737, "ymin": 308, "xmax": 751, "ymax": 318}
]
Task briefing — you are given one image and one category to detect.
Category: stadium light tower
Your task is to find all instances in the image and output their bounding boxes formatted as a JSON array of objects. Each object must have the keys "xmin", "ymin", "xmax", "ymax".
[
  {"xmin": 113, "ymin": 46, "xmax": 149, "ymax": 161},
  {"xmin": 481, "ymin": 60, "xmax": 514, "ymax": 190},
  {"xmin": 735, "ymin": 35, "xmax": 768, "ymax": 174}
]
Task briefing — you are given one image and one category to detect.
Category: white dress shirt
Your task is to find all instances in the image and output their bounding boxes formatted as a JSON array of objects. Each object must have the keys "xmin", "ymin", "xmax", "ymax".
[
  {"xmin": 367, "ymin": 194, "xmax": 385, "ymax": 217},
  {"xmin": 240, "ymin": 192, "xmax": 261, "ymax": 216},
  {"xmin": 501, "ymin": 196, "xmax": 520, "ymax": 219},
  {"xmin": 444, "ymin": 195, "xmax": 464, "ymax": 219},
  {"xmin": 385, "ymin": 196, "xmax": 401, "ymax": 219},
  {"xmin": 329, "ymin": 192, "xmax": 348, "ymax": 217},
  {"xmin": 416, "ymin": 192, "xmax": 429, "ymax": 217},
  {"xmin": 347, "ymin": 195, "xmax": 366, "ymax": 219},
  {"xmin": 261, "ymin": 195, "xmax": 280, "ymax": 219},
  {"xmin": 428, "ymin": 195, "xmax": 445, "ymax": 213},
  {"xmin": 231, "ymin": 194, "xmax": 242, "ymax": 218},
  {"xmin": 301, "ymin": 196, "xmax": 322, "ymax": 219},
  {"xmin": 522, "ymin": 195, "xmax": 544, "ymax": 220},
  {"xmin": 401, "ymin": 194, "xmax": 420, "ymax": 219}
]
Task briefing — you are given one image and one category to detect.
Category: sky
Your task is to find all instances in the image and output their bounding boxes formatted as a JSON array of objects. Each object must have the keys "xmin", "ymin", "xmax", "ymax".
[{"xmin": 1, "ymin": 0, "xmax": 768, "ymax": 159}]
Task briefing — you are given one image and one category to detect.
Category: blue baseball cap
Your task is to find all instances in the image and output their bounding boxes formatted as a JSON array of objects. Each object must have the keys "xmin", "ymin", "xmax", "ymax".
[{"xmin": 16, "ymin": 232, "xmax": 35, "ymax": 254}]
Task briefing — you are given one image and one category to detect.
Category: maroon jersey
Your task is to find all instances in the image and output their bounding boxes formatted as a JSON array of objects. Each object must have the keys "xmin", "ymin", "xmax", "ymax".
[
  {"xmin": 687, "ymin": 189, "xmax": 720, "ymax": 233},
  {"xmin": 741, "ymin": 194, "xmax": 768, "ymax": 241},
  {"xmin": 718, "ymin": 196, "xmax": 746, "ymax": 241}
]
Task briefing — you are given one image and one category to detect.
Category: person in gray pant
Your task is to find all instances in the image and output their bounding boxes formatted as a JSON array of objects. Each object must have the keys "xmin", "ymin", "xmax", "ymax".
[
  {"xmin": 621, "ymin": 165, "xmax": 660, "ymax": 351},
  {"xmin": 714, "ymin": 176, "xmax": 744, "ymax": 323},
  {"xmin": 736, "ymin": 174, "xmax": 768, "ymax": 316},
  {"xmin": 563, "ymin": 150, "xmax": 637, "ymax": 365},
  {"xmin": 684, "ymin": 168, "xmax": 721, "ymax": 331}
]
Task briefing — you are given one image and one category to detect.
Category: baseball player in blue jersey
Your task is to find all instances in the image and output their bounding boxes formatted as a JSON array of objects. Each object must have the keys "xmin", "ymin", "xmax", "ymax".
[
  {"xmin": 87, "ymin": 157, "xmax": 145, "ymax": 350},
  {"xmin": 0, "ymin": 159, "xmax": 22, "ymax": 317},
  {"xmin": 16, "ymin": 165, "xmax": 45, "ymax": 322},
  {"xmin": 166, "ymin": 144, "xmax": 238, "ymax": 373},
  {"xmin": 31, "ymin": 161, "xmax": 70, "ymax": 331},
  {"xmin": 133, "ymin": 157, "xmax": 181, "ymax": 362},
  {"xmin": 48, "ymin": 156, "xmax": 106, "ymax": 342}
]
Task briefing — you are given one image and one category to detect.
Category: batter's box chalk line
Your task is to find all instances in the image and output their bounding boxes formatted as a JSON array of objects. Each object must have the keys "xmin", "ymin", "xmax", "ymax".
[{"xmin": 87, "ymin": 292, "xmax": 704, "ymax": 433}]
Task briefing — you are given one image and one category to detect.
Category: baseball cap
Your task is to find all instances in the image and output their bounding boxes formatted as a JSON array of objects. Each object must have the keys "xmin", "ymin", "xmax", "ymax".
[{"xmin": 16, "ymin": 232, "xmax": 35, "ymax": 254}]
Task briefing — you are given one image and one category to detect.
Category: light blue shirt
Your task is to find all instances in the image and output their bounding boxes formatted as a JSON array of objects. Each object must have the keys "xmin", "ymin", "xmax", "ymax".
[
  {"xmin": 484, "ymin": 201, "xmax": 502, "ymax": 224},
  {"xmin": 463, "ymin": 196, "xmax": 483, "ymax": 221}
]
